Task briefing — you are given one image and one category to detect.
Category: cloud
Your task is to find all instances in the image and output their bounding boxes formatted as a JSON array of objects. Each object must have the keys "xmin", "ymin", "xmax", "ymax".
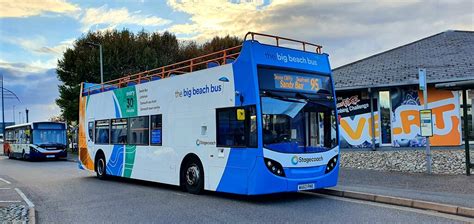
[
  {"xmin": 80, "ymin": 5, "xmax": 171, "ymax": 32},
  {"xmin": 0, "ymin": 0, "xmax": 79, "ymax": 18},
  {"xmin": 167, "ymin": 0, "xmax": 474, "ymax": 67},
  {"xmin": 0, "ymin": 61, "xmax": 60, "ymax": 122}
]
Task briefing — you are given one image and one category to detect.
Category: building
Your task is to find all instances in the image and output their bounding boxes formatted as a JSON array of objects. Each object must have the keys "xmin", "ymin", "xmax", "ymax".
[{"xmin": 333, "ymin": 30, "xmax": 474, "ymax": 148}]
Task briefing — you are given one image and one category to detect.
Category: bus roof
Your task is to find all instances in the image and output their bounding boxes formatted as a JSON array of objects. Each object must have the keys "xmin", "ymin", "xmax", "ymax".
[
  {"xmin": 5, "ymin": 121, "xmax": 66, "ymax": 130},
  {"xmin": 81, "ymin": 32, "xmax": 324, "ymax": 96}
]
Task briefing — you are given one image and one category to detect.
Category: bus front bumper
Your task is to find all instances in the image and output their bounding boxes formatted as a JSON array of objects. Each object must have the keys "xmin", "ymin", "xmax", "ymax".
[
  {"xmin": 247, "ymin": 156, "xmax": 339, "ymax": 195},
  {"xmin": 30, "ymin": 150, "xmax": 68, "ymax": 160}
]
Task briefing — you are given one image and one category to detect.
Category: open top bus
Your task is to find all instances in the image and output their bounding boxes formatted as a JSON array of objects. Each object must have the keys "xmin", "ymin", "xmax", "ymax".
[{"xmin": 78, "ymin": 32, "xmax": 339, "ymax": 195}]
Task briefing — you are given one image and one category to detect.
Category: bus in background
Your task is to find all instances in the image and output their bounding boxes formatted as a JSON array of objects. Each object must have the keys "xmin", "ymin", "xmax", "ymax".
[
  {"xmin": 4, "ymin": 122, "xmax": 67, "ymax": 160},
  {"xmin": 79, "ymin": 32, "xmax": 339, "ymax": 195}
]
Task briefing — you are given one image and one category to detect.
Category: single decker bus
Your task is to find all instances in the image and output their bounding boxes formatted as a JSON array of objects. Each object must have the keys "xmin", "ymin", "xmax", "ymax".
[
  {"xmin": 78, "ymin": 32, "xmax": 339, "ymax": 195},
  {"xmin": 4, "ymin": 122, "xmax": 68, "ymax": 160}
]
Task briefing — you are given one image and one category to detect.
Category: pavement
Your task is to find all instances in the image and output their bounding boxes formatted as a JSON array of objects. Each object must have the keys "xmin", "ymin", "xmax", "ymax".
[
  {"xmin": 1, "ymin": 156, "xmax": 471, "ymax": 223},
  {"xmin": 0, "ymin": 175, "xmax": 33, "ymax": 223},
  {"xmin": 340, "ymin": 145, "xmax": 474, "ymax": 152},
  {"xmin": 336, "ymin": 168, "xmax": 474, "ymax": 208}
]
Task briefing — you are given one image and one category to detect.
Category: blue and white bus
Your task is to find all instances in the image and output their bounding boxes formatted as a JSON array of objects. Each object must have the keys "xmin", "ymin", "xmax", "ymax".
[
  {"xmin": 4, "ymin": 122, "xmax": 68, "ymax": 160},
  {"xmin": 78, "ymin": 32, "xmax": 339, "ymax": 195}
]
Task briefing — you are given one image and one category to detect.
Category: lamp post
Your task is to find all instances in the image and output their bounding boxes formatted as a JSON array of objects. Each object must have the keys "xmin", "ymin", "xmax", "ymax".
[
  {"xmin": 86, "ymin": 42, "xmax": 104, "ymax": 84},
  {"xmin": 0, "ymin": 74, "xmax": 21, "ymax": 135}
]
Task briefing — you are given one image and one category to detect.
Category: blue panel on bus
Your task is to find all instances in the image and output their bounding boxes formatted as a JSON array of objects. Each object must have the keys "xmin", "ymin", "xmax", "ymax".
[
  {"xmin": 248, "ymin": 41, "xmax": 331, "ymax": 74},
  {"xmin": 106, "ymin": 145, "xmax": 124, "ymax": 176},
  {"xmin": 151, "ymin": 129, "xmax": 161, "ymax": 144}
]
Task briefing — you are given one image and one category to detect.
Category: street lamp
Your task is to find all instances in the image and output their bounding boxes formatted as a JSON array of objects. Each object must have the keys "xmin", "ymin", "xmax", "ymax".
[
  {"xmin": 86, "ymin": 42, "xmax": 104, "ymax": 84},
  {"xmin": 0, "ymin": 74, "xmax": 21, "ymax": 135}
]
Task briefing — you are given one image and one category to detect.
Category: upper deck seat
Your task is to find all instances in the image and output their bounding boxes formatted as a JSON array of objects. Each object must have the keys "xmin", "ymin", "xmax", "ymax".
[
  {"xmin": 207, "ymin": 61, "xmax": 219, "ymax": 68},
  {"xmin": 151, "ymin": 76, "xmax": 161, "ymax": 81}
]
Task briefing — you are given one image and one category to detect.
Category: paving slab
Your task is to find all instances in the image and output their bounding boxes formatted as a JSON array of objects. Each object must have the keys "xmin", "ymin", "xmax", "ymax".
[{"xmin": 336, "ymin": 168, "xmax": 474, "ymax": 208}]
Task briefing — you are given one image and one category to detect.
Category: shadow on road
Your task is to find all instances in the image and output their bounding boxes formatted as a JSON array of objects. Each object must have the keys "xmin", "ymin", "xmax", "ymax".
[{"xmin": 83, "ymin": 175, "xmax": 324, "ymax": 204}]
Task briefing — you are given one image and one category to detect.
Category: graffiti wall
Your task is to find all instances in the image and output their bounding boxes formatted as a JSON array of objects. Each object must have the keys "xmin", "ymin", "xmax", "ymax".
[
  {"xmin": 391, "ymin": 87, "xmax": 461, "ymax": 147},
  {"xmin": 337, "ymin": 92, "xmax": 380, "ymax": 148}
]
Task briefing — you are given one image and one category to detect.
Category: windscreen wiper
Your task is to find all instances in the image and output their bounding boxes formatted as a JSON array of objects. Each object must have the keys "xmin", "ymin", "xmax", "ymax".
[{"xmin": 262, "ymin": 91, "xmax": 304, "ymax": 103}]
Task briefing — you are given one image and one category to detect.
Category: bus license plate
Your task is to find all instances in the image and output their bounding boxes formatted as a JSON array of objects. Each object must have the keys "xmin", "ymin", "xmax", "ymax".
[
  {"xmin": 46, "ymin": 155, "xmax": 55, "ymax": 158},
  {"xmin": 298, "ymin": 183, "xmax": 315, "ymax": 191}
]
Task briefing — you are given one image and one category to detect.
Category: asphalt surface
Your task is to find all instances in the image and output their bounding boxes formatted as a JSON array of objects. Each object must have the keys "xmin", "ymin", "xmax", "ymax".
[
  {"xmin": 337, "ymin": 168, "xmax": 474, "ymax": 208},
  {"xmin": 0, "ymin": 156, "xmax": 469, "ymax": 223}
]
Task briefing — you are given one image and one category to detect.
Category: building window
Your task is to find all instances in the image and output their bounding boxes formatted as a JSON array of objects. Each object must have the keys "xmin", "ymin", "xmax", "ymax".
[
  {"xmin": 128, "ymin": 116, "xmax": 149, "ymax": 145},
  {"xmin": 379, "ymin": 91, "xmax": 392, "ymax": 145},
  {"xmin": 111, "ymin": 118, "xmax": 128, "ymax": 144},
  {"xmin": 216, "ymin": 106, "xmax": 257, "ymax": 147},
  {"xmin": 95, "ymin": 120, "xmax": 110, "ymax": 144},
  {"xmin": 150, "ymin": 115, "xmax": 162, "ymax": 145}
]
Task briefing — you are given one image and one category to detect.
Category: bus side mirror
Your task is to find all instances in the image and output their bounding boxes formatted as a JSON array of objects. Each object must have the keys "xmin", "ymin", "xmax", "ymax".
[{"xmin": 236, "ymin": 109, "xmax": 246, "ymax": 121}]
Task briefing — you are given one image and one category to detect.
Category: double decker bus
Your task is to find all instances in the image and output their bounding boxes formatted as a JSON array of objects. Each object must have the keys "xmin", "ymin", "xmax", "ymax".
[
  {"xmin": 78, "ymin": 32, "xmax": 339, "ymax": 195},
  {"xmin": 4, "ymin": 122, "xmax": 67, "ymax": 160}
]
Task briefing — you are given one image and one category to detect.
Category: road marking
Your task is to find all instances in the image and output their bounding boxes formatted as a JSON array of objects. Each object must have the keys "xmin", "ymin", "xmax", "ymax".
[
  {"xmin": 0, "ymin": 177, "xmax": 11, "ymax": 184},
  {"xmin": 0, "ymin": 201, "xmax": 21, "ymax": 203},
  {"xmin": 0, "ymin": 187, "xmax": 11, "ymax": 190},
  {"xmin": 14, "ymin": 188, "xmax": 35, "ymax": 208},
  {"xmin": 302, "ymin": 192, "xmax": 474, "ymax": 223}
]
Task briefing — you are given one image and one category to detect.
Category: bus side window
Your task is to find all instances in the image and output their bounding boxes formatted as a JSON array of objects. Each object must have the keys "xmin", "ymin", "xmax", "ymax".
[
  {"xmin": 88, "ymin": 122, "xmax": 94, "ymax": 141},
  {"xmin": 150, "ymin": 115, "xmax": 162, "ymax": 146},
  {"xmin": 111, "ymin": 119, "xmax": 128, "ymax": 144},
  {"xmin": 128, "ymin": 116, "xmax": 149, "ymax": 145},
  {"xmin": 95, "ymin": 120, "xmax": 110, "ymax": 144}
]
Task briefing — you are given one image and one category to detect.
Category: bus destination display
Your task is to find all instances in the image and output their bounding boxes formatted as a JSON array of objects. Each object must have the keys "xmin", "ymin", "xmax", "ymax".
[{"xmin": 273, "ymin": 73, "xmax": 322, "ymax": 93}]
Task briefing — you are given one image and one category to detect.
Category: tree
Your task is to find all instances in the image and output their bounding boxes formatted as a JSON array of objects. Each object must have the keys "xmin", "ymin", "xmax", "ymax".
[{"xmin": 56, "ymin": 29, "xmax": 242, "ymax": 122}]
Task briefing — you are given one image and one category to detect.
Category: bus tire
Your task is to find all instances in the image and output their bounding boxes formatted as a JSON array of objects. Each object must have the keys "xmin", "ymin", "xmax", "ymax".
[
  {"xmin": 22, "ymin": 150, "xmax": 29, "ymax": 161},
  {"xmin": 182, "ymin": 157, "xmax": 204, "ymax": 194},
  {"xmin": 95, "ymin": 154, "xmax": 107, "ymax": 180}
]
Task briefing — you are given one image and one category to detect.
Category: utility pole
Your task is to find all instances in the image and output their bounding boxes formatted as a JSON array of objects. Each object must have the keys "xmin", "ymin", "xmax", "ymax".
[
  {"xmin": 86, "ymin": 42, "xmax": 104, "ymax": 84},
  {"xmin": 13, "ymin": 105, "xmax": 15, "ymax": 124},
  {"xmin": 1, "ymin": 74, "xmax": 4, "ymax": 136},
  {"xmin": 25, "ymin": 108, "xmax": 29, "ymax": 123}
]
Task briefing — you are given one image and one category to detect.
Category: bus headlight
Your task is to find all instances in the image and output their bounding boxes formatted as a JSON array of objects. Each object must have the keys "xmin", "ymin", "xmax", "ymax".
[
  {"xmin": 29, "ymin": 147, "xmax": 39, "ymax": 154},
  {"xmin": 264, "ymin": 158, "xmax": 285, "ymax": 177},
  {"xmin": 325, "ymin": 155, "xmax": 338, "ymax": 174}
]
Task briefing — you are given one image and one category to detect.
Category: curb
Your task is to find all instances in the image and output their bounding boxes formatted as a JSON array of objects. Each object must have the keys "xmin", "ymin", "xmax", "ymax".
[
  {"xmin": 317, "ymin": 189, "xmax": 474, "ymax": 219},
  {"xmin": 28, "ymin": 207, "xmax": 35, "ymax": 224}
]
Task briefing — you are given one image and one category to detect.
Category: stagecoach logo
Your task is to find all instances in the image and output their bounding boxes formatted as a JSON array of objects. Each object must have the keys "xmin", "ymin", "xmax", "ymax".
[
  {"xmin": 291, "ymin": 155, "xmax": 299, "ymax": 165},
  {"xmin": 196, "ymin": 139, "xmax": 216, "ymax": 146},
  {"xmin": 291, "ymin": 155, "xmax": 324, "ymax": 165}
]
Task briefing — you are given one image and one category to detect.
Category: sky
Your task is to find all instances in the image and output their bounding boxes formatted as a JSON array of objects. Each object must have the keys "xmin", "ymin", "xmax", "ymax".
[{"xmin": 0, "ymin": 0, "xmax": 472, "ymax": 123}]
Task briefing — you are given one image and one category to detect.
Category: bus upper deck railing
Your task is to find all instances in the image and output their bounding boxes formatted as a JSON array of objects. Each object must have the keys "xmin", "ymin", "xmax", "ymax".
[
  {"xmin": 244, "ymin": 32, "xmax": 323, "ymax": 54},
  {"xmin": 82, "ymin": 32, "xmax": 323, "ymax": 96}
]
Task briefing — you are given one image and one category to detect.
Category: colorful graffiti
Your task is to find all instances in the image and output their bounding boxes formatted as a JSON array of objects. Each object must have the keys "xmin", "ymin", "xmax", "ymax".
[
  {"xmin": 391, "ymin": 87, "xmax": 461, "ymax": 147},
  {"xmin": 337, "ymin": 93, "xmax": 380, "ymax": 148},
  {"xmin": 337, "ymin": 87, "xmax": 461, "ymax": 148}
]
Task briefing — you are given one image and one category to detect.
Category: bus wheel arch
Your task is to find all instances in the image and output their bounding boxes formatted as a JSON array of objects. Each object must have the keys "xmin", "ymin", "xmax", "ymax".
[
  {"xmin": 180, "ymin": 153, "xmax": 204, "ymax": 194},
  {"xmin": 94, "ymin": 150, "xmax": 107, "ymax": 179}
]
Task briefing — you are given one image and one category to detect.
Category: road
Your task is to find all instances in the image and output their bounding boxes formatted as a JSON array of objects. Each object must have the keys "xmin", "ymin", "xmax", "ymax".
[{"xmin": 0, "ymin": 156, "xmax": 468, "ymax": 223}]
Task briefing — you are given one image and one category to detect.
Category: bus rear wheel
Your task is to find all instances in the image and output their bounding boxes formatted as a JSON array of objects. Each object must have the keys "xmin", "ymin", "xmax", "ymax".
[
  {"xmin": 183, "ymin": 159, "xmax": 204, "ymax": 194},
  {"xmin": 96, "ymin": 156, "xmax": 107, "ymax": 180}
]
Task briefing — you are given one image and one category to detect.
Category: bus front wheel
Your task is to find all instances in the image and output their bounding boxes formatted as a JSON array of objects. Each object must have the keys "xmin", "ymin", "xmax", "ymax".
[
  {"xmin": 183, "ymin": 159, "xmax": 204, "ymax": 194},
  {"xmin": 96, "ymin": 155, "xmax": 107, "ymax": 180}
]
